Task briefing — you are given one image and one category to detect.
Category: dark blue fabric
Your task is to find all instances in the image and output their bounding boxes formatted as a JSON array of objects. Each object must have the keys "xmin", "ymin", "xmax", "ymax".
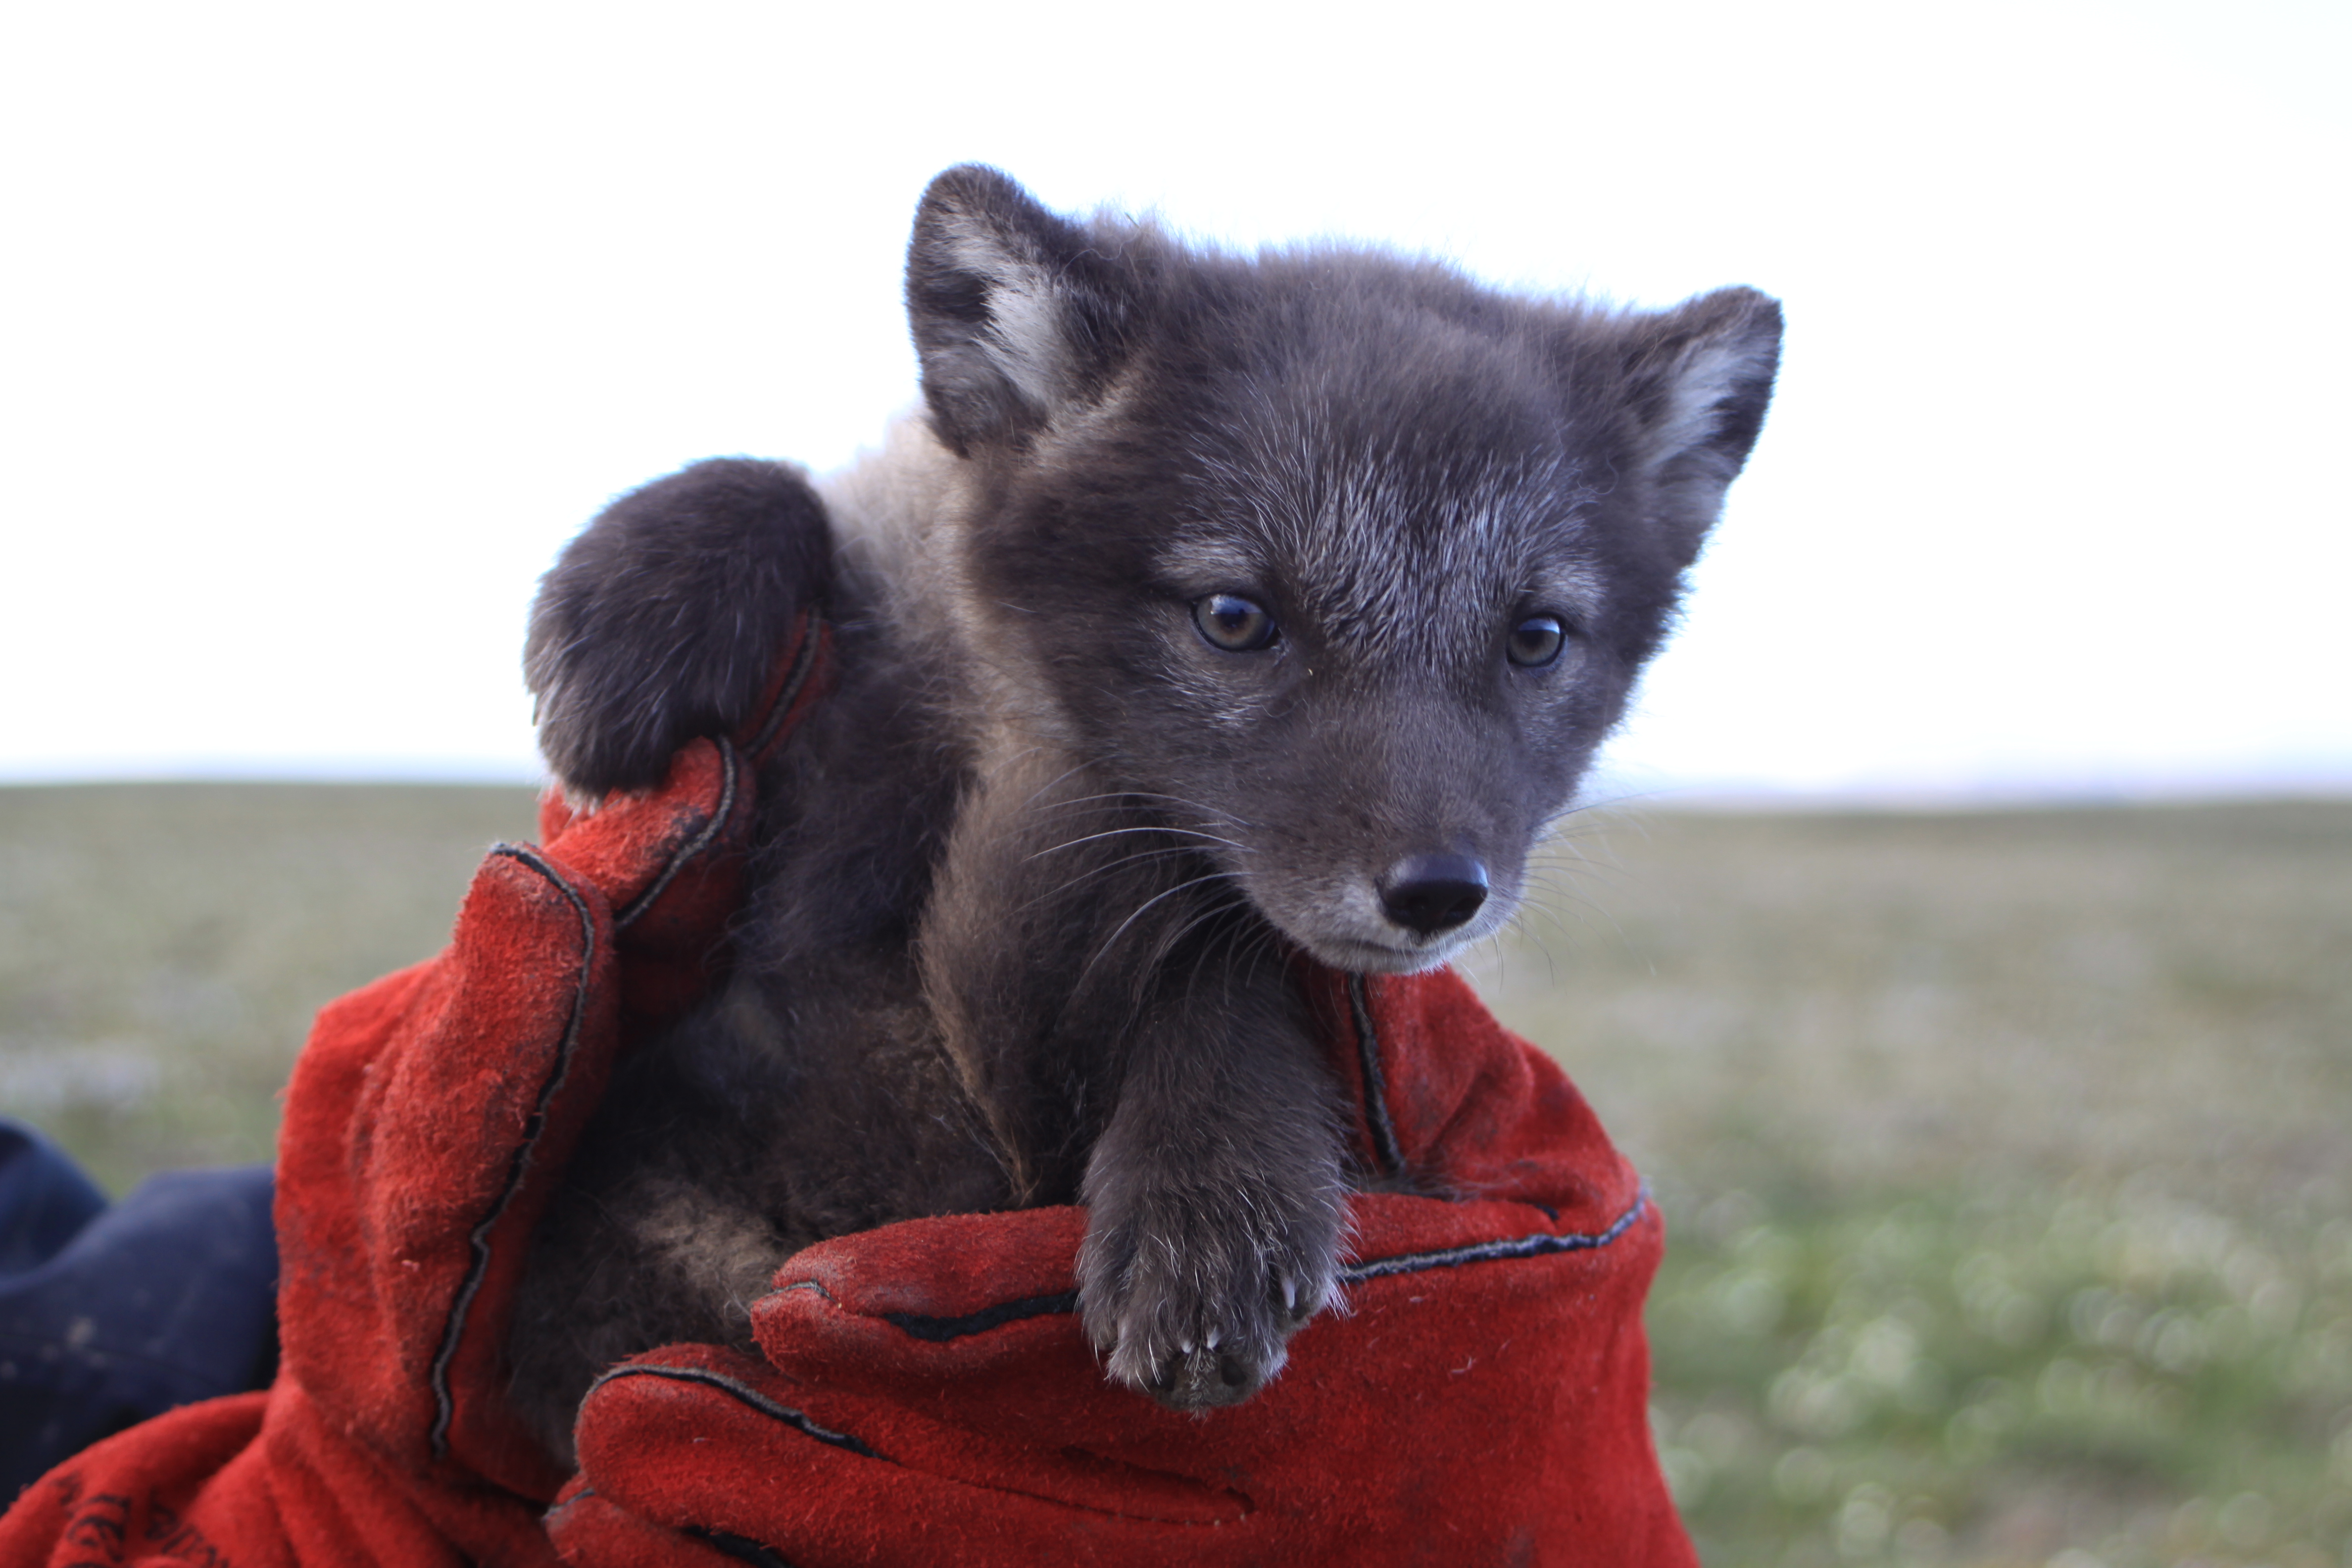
[
  {"xmin": 0, "ymin": 1121, "xmax": 278, "ymax": 1501},
  {"xmin": 0, "ymin": 1124, "xmax": 108, "ymax": 1275}
]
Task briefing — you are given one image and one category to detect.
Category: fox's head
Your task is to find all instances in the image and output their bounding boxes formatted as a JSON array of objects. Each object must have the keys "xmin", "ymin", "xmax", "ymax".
[{"xmin": 905, "ymin": 166, "xmax": 1779, "ymax": 975}]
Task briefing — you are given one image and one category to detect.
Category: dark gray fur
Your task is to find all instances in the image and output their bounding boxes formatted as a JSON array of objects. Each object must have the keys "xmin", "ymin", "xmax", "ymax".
[{"xmin": 508, "ymin": 166, "xmax": 1780, "ymax": 1463}]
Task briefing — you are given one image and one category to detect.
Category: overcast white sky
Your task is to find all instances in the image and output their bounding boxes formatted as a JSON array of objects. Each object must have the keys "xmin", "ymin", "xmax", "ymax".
[{"xmin": 2, "ymin": 1, "xmax": 2345, "ymax": 799}]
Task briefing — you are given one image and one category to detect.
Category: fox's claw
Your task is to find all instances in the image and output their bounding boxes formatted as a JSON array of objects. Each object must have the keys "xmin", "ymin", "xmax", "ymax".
[{"xmin": 1078, "ymin": 1196, "xmax": 1340, "ymax": 1411}]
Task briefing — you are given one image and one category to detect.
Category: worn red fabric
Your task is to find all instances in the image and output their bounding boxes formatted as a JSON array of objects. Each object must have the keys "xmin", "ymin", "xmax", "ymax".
[
  {"xmin": 549, "ymin": 976, "xmax": 1690, "ymax": 1568},
  {"xmin": 0, "ymin": 614, "xmax": 1692, "ymax": 1566}
]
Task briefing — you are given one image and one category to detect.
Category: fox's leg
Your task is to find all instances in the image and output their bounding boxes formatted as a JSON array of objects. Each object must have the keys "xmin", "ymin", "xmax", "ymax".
[
  {"xmin": 1074, "ymin": 964, "xmax": 1351, "ymax": 1410},
  {"xmin": 918, "ymin": 755, "xmax": 1353, "ymax": 1410},
  {"xmin": 525, "ymin": 458, "xmax": 834, "ymax": 798},
  {"xmin": 510, "ymin": 458, "xmax": 836, "ymax": 1466}
]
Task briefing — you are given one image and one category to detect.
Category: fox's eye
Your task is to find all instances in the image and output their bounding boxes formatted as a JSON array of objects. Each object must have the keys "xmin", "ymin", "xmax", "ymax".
[
  {"xmin": 1193, "ymin": 593, "xmax": 1279, "ymax": 652},
  {"xmin": 1507, "ymin": 614, "xmax": 1567, "ymax": 668}
]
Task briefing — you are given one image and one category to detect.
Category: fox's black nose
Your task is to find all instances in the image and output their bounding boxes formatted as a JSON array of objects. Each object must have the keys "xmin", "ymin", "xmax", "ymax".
[{"xmin": 1378, "ymin": 854, "xmax": 1489, "ymax": 936}]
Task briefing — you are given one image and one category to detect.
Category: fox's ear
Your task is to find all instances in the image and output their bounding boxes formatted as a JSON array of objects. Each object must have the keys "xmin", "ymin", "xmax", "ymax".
[
  {"xmin": 1617, "ymin": 287, "xmax": 1782, "ymax": 563},
  {"xmin": 905, "ymin": 165, "xmax": 1141, "ymax": 457}
]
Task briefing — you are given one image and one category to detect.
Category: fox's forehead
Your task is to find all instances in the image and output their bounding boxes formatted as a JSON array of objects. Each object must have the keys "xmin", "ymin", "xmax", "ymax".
[
  {"xmin": 1152, "ymin": 425, "xmax": 1608, "ymax": 657},
  {"xmin": 1136, "ymin": 284, "xmax": 1615, "ymax": 635}
]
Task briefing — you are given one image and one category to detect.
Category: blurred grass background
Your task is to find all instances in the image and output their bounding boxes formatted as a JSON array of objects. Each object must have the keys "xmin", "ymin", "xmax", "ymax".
[{"xmin": 2, "ymin": 785, "xmax": 2346, "ymax": 1566}]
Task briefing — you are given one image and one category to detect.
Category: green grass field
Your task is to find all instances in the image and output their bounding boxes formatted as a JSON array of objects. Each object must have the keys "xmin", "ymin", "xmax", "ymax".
[{"xmin": 3, "ymin": 785, "xmax": 2346, "ymax": 1565}]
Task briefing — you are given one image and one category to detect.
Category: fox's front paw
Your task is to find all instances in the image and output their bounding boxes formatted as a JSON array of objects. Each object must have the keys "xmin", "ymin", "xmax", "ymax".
[
  {"xmin": 525, "ymin": 458, "xmax": 833, "ymax": 798},
  {"xmin": 1076, "ymin": 1182, "xmax": 1344, "ymax": 1410}
]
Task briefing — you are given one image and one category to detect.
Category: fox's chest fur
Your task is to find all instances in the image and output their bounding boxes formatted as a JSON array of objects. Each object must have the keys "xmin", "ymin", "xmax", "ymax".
[{"xmin": 507, "ymin": 166, "xmax": 1780, "ymax": 1465}]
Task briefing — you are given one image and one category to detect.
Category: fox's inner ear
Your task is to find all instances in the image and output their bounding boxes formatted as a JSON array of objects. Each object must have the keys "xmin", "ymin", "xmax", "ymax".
[
  {"xmin": 1617, "ymin": 286, "xmax": 1783, "ymax": 565},
  {"xmin": 905, "ymin": 165, "xmax": 1141, "ymax": 458}
]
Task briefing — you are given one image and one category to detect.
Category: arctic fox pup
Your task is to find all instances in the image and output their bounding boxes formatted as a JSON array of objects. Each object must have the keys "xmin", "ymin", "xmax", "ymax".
[{"xmin": 508, "ymin": 165, "xmax": 1780, "ymax": 1462}]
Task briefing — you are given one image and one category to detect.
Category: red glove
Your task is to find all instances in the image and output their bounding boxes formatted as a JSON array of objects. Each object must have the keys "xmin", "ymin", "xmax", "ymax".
[
  {"xmin": 546, "ymin": 967, "xmax": 1691, "ymax": 1567},
  {"xmin": 0, "ymin": 621, "xmax": 824, "ymax": 1568}
]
